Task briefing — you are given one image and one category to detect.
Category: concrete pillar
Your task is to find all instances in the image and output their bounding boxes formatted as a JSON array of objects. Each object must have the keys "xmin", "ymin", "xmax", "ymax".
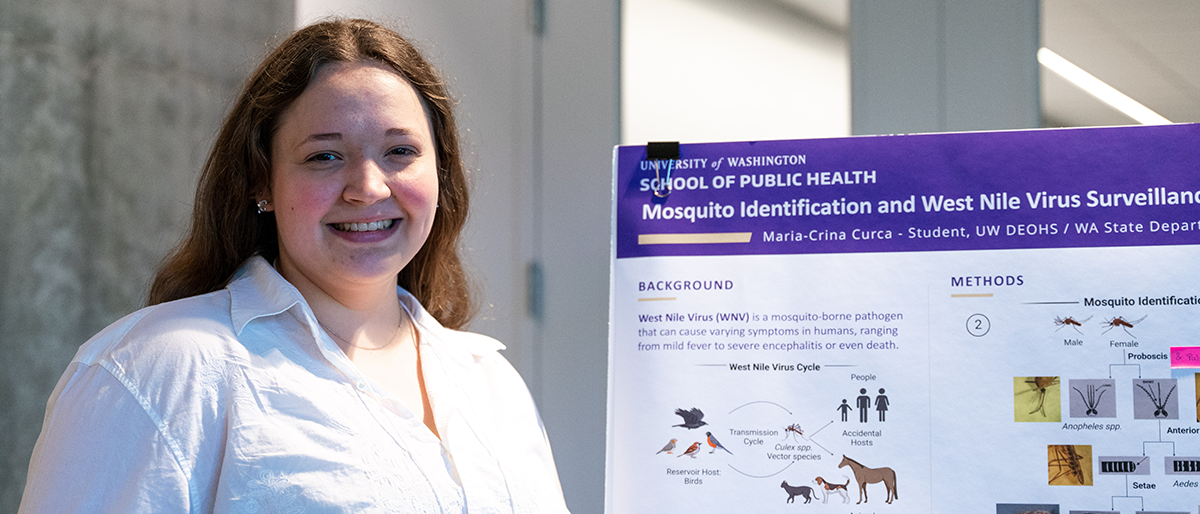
[
  {"xmin": 850, "ymin": 0, "xmax": 1040, "ymax": 135},
  {"xmin": 0, "ymin": 1, "xmax": 292, "ymax": 510}
]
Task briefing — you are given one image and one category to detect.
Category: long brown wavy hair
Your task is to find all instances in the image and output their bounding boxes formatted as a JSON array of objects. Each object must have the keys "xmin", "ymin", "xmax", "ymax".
[{"xmin": 148, "ymin": 18, "xmax": 474, "ymax": 329}]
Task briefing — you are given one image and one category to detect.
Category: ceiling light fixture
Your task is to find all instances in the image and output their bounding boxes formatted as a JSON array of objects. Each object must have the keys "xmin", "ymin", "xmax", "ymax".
[{"xmin": 1037, "ymin": 47, "xmax": 1171, "ymax": 126}]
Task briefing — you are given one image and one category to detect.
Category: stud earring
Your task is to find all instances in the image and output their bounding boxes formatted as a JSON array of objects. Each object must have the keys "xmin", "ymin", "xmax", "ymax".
[{"xmin": 256, "ymin": 200, "xmax": 270, "ymax": 214}]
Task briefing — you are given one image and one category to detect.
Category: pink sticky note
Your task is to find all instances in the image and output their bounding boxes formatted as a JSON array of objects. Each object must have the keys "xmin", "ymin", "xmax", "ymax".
[{"xmin": 1170, "ymin": 347, "xmax": 1200, "ymax": 368}]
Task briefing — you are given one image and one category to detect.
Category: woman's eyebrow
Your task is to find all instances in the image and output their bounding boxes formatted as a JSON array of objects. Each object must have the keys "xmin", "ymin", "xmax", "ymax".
[
  {"xmin": 385, "ymin": 128, "xmax": 420, "ymax": 137},
  {"xmin": 303, "ymin": 132, "xmax": 342, "ymax": 143},
  {"xmin": 295, "ymin": 128, "xmax": 420, "ymax": 150},
  {"xmin": 293, "ymin": 133, "xmax": 341, "ymax": 151}
]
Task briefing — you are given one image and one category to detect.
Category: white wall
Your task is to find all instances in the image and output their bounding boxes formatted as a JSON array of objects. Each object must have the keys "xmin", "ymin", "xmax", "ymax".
[
  {"xmin": 622, "ymin": 0, "xmax": 850, "ymax": 144},
  {"xmin": 849, "ymin": 0, "xmax": 1039, "ymax": 134}
]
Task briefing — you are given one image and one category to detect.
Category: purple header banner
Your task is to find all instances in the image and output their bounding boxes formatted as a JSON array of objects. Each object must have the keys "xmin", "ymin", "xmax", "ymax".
[{"xmin": 614, "ymin": 124, "xmax": 1200, "ymax": 259}]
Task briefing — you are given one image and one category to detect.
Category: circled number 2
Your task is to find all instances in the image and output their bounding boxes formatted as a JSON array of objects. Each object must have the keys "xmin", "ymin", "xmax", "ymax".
[{"xmin": 966, "ymin": 314, "xmax": 990, "ymax": 337}]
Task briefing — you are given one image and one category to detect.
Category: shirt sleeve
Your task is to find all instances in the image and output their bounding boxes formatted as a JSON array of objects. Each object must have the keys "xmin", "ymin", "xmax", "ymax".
[{"xmin": 19, "ymin": 361, "xmax": 192, "ymax": 513}]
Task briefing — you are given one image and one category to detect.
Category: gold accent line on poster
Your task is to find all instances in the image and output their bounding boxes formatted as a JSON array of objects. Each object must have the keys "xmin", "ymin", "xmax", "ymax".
[{"xmin": 638, "ymin": 232, "xmax": 753, "ymax": 245}]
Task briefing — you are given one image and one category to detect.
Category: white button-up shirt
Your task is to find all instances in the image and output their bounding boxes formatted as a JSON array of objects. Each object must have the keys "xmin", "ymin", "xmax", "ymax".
[{"xmin": 20, "ymin": 257, "xmax": 569, "ymax": 513}]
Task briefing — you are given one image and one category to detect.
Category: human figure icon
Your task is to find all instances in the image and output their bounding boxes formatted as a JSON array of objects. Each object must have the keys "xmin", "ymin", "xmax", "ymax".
[
  {"xmin": 837, "ymin": 399, "xmax": 852, "ymax": 422},
  {"xmin": 857, "ymin": 388, "xmax": 871, "ymax": 423},
  {"xmin": 875, "ymin": 388, "xmax": 889, "ymax": 422}
]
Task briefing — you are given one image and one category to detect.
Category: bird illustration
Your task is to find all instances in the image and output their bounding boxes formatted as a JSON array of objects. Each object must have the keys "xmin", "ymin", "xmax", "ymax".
[
  {"xmin": 656, "ymin": 438, "xmax": 677, "ymax": 454},
  {"xmin": 678, "ymin": 442, "xmax": 701, "ymax": 458},
  {"xmin": 706, "ymin": 432, "xmax": 732, "ymax": 454},
  {"xmin": 673, "ymin": 408, "xmax": 707, "ymax": 429}
]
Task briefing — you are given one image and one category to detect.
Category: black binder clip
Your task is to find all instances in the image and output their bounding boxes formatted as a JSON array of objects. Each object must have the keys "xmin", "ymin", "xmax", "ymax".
[{"xmin": 647, "ymin": 141, "xmax": 680, "ymax": 198}]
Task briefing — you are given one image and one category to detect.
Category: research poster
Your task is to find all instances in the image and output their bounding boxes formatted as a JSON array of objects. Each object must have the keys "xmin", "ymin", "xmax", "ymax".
[{"xmin": 605, "ymin": 124, "xmax": 1200, "ymax": 514}]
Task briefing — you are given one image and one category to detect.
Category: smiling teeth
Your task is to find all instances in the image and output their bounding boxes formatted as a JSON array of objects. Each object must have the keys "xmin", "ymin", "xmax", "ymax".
[{"xmin": 335, "ymin": 219, "xmax": 395, "ymax": 232}]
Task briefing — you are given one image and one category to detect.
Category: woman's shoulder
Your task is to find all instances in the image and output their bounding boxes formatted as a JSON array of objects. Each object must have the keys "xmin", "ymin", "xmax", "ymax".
[
  {"xmin": 74, "ymin": 289, "xmax": 239, "ymax": 369},
  {"xmin": 435, "ymin": 326, "xmax": 506, "ymax": 356},
  {"xmin": 423, "ymin": 325, "xmax": 538, "ymax": 405},
  {"xmin": 34, "ymin": 289, "xmax": 257, "ymax": 513},
  {"xmin": 64, "ymin": 286, "xmax": 267, "ymax": 440},
  {"xmin": 76, "ymin": 257, "xmax": 300, "ymax": 370}
]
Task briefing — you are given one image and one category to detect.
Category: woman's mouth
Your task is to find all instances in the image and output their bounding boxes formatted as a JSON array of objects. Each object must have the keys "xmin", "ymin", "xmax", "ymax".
[{"xmin": 331, "ymin": 219, "xmax": 396, "ymax": 232}]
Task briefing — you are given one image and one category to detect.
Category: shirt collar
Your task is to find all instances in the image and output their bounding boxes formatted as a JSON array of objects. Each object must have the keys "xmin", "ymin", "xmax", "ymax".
[
  {"xmin": 402, "ymin": 291, "xmax": 504, "ymax": 358},
  {"xmin": 228, "ymin": 255, "xmax": 504, "ymax": 358},
  {"xmin": 228, "ymin": 256, "xmax": 305, "ymax": 336}
]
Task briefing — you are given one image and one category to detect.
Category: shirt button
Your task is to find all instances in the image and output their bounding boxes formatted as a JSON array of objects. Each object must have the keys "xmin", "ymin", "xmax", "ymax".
[{"xmin": 355, "ymin": 380, "xmax": 367, "ymax": 391}]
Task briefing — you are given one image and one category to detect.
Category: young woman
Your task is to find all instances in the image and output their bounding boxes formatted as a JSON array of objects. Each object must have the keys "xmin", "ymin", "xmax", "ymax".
[{"xmin": 20, "ymin": 19, "xmax": 568, "ymax": 513}]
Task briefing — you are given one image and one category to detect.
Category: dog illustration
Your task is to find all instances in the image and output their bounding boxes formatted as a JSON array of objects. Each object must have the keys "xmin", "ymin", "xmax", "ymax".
[
  {"xmin": 813, "ymin": 476, "xmax": 851, "ymax": 504},
  {"xmin": 780, "ymin": 481, "xmax": 813, "ymax": 504}
]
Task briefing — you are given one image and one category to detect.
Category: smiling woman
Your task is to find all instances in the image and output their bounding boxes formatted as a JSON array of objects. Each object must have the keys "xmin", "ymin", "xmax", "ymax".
[
  {"xmin": 266, "ymin": 61, "xmax": 440, "ymax": 302},
  {"xmin": 19, "ymin": 19, "xmax": 569, "ymax": 513}
]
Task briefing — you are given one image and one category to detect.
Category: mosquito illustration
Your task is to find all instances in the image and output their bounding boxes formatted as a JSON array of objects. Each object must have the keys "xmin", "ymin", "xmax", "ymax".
[
  {"xmin": 1022, "ymin": 377, "xmax": 1059, "ymax": 417},
  {"xmin": 1072, "ymin": 383, "xmax": 1111, "ymax": 416},
  {"xmin": 1053, "ymin": 315, "xmax": 1091, "ymax": 334},
  {"xmin": 783, "ymin": 423, "xmax": 805, "ymax": 442},
  {"xmin": 1100, "ymin": 315, "xmax": 1146, "ymax": 337},
  {"xmin": 1136, "ymin": 381, "xmax": 1176, "ymax": 418},
  {"xmin": 1048, "ymin": 445, "xmax": 1086, "ymax": 485}
]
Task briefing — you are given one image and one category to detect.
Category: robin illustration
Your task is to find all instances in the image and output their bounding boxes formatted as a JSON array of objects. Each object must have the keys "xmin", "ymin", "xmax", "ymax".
[
  {"xmin": 678, "ymin": 442, "xmax": 701, "ymax": 458},
  {"xmin": 656, "ymin": 438, "xmax": 677, "ymax": 454},
  {"xmin": 706, "ymin": 432, "xmax": 732, "ymax": 454}
]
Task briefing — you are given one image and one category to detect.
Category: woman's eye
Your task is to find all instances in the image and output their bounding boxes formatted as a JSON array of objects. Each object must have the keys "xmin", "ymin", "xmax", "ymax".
[
  {"xmin": 388, "ymin": 146, "xmax": 416, "ymax": 157},
  {"xmin": 306, "ymin": 152, "xmax": 338, "ymax": 162}
]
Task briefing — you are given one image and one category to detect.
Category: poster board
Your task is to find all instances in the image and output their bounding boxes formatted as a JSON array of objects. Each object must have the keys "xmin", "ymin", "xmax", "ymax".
[{"xmin": 605, "ymin": 124, "xmax": 1200, "ymax": 514}]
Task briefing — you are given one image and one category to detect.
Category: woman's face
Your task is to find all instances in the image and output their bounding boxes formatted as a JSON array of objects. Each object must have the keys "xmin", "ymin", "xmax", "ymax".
[{"xmin": 266, "ymin": 60, "xmax": 439, "ymax": 295}]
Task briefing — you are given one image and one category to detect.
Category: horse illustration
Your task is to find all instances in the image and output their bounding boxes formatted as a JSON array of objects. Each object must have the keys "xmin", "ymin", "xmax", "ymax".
[{"xmin": 838, "ymin": 455, "xmax": 897, "ymax": 504}]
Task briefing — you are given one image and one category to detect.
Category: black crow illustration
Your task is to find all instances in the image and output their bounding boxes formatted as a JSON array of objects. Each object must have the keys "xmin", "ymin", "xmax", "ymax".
[{"xmin": 673, "ymin": 408, "xmax": 707, "ymax": 429}]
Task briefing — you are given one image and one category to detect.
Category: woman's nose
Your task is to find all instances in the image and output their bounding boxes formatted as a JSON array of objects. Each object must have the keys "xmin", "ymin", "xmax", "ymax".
[{"xmin": 342, "ymin": 157, "xmax": 391, "ymax": 204}]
